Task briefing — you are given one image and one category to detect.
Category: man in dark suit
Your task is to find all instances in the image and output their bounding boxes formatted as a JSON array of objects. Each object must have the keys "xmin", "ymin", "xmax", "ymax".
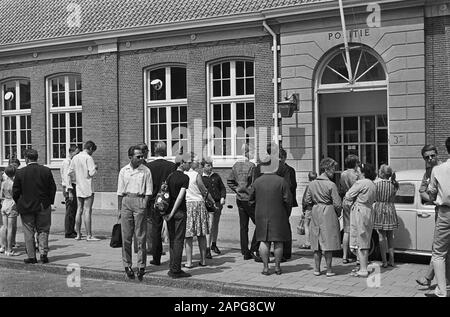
[
  {"xmin": 13, "ymin": 149, "xmax": 57, "ymax": 264},
  {"xmin": 146, "ymin": 141, "xmax": 176, "ymax": 266}
]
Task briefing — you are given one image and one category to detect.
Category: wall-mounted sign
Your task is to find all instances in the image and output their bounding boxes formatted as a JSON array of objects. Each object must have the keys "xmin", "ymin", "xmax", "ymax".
[{"xmin": 328, "ymin": 29, "xmax": 370, "ymax": 41}]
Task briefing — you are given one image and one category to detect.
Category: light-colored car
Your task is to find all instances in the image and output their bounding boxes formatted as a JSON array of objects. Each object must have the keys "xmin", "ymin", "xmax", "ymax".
[
  {"xmin": 340, "ymin": 169, "xmax": 434, "ymax": 258},
  {"xmin": 392, "ymin": 169, "xmax": 434, "ymax": 256}
]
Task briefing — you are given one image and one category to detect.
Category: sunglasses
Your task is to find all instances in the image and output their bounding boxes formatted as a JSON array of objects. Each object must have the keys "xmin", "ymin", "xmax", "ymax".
[
  {"xmin": 135, "ymin": 155, "xmax": 144, "ymax": 159},
  {"xmin": 424, "ymin": 154, "xmax": 436, "ymax": 160}
]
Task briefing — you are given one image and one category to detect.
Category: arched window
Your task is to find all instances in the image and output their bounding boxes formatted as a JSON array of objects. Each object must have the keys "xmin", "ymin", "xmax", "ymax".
[
  {"xmin": 47, "ymin": 74, "xmax": 83, "ymax": 161},
  {"xmin": 1, "ymin": 79, "xmax": 31, "ymax": 162},
  {"xmin": 319, "ymin": 46, "xmax": 386, "ymax": 90},
  {"xmin": 207, "ymin": 60, "xmax": 255, "ymax": 159},
  {"xmin": 145, "ymin": 66, "xmax": 187, "ymax": 157}
]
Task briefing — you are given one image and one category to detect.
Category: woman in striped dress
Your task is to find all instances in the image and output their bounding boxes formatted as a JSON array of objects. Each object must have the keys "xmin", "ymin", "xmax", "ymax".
[{"xmin": 373, "ymin": 164, "xmax": 399, "ymax": 268}]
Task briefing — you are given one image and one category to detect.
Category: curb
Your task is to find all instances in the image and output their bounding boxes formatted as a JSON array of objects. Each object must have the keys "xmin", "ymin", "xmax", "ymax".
[{"xmin": 0, "ymin": 258, "xmax": 343, "ymax": 297}]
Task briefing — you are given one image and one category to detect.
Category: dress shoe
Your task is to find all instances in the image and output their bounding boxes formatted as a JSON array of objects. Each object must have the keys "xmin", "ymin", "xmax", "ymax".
[
  {"xmin": 211, "ymin": 244, "xmax": 221, "ymax": 254},
  {"xmin": 65, "ymin": 233, "xmax": 77, "ymax": 239},
  {"xmin": 280, "ymin": 257, "xmax": 287, "ymax": 263},
  {"xmin": 40, "ymin": 254, "xmax": 49, "ymax": 264},
  {"xmin": 137, "ymin": 268, "xmax": 145, "ymax": 281},
  {"xmin": 125, "ymin": 267, "xmax": 135, "ymax": 279},
  {"xmin": 150, "ymin": 258, "xmax": 161, "ymax": 266},
  {"xmin": 24, "ymin": 258, "xmax": 38, "ymax": 264},
  {"xmin": 205, "ymin": 248, "xmax": 212, "ymax": 259},
  {"xmin": 243, "ymin": 252, "xmax": 253, "ymax": 260},
  {"xmin": 168, "ymin": 270, "xmax": 191, "ymax": 278}
]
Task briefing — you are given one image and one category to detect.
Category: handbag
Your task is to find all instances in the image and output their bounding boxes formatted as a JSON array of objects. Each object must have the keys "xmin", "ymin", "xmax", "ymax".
[
  {"xmin": 296, "ymin": 213, "xmax": 305, "ymax": 235},
  {"xmin": 203, "ymin": 188, "xmax": 217, "ymax": 213},
  {"xmin": 154, "ymin": 172, "xmax": 174, "ymax": 216},
  {"xmin": 110, "ymin": 222, "xmax": 122, "ymax": 248}
]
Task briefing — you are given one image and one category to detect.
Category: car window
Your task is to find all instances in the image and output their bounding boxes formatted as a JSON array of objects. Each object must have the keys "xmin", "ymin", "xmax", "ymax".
[{"xmin": 395, "ymin": 182, "xmax": 415, "ymax": 205}]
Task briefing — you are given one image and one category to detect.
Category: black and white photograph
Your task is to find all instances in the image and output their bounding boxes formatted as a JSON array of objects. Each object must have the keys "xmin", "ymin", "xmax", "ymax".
[{"xmin": 0, "ymin": 0, "xmax": 449, "ymax": 302}]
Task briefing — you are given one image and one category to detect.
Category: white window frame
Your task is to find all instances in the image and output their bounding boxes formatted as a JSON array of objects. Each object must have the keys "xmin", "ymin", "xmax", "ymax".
[
  {"xmin": 144, "ymin": 65, "xmax": 188, "ymax": 159},
  {"xmin": 46, "ymin": 74, "xmax": 82, "ymax": 165},
  {"xmin": 0, "ymin": 79, "xmax": 32, "ymax": 165},
  {"xmin": 206, "ymin": 60, "xmax": 256, "ymax": 167}
]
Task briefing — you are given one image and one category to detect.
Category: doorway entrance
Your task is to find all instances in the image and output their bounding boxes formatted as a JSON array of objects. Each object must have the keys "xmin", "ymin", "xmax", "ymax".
[{"xmin": 314, "ymin": 44, "xmax": 388, "ymax": 174}]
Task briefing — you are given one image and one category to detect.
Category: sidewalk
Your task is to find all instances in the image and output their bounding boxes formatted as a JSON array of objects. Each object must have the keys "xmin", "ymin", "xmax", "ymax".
[{"xmin": 0, "ymin": 230, "xmax": 437, "ymax": 297}]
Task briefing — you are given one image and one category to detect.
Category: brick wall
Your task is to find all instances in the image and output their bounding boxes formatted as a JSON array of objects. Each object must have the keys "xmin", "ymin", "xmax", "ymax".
[
  {"xmin": 425, "ymin": 15, "xmax": 450, "ymax": 159},
  {"xmin": 0, "ymin": 36, "xmax": 273, "ymax": 195},
  {"xmin": 0, "ymin": 54, "xmax": 120, "ymax": 192}
]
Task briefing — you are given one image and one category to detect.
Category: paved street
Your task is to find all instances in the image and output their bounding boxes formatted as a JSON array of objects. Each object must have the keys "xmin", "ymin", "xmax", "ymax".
[
  {"xmin": 0, "ymin": 208, "xmax": 439, "ymax": 297},
  {"xmin": 0, "ymin": 267, "xmax": 223, "ymax": 297}
]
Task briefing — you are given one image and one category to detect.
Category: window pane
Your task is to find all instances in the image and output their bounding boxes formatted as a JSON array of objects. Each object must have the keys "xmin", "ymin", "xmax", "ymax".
[
  {"xmin": 246, "ymin": 78, "xmax": 254, "ymax": 95},
  {"xmin": 159, "ymin": 125, "xmax": 167, "ymax": 139},
  {"xmin": 4, "ymin": 117, "xmax": 10, "ymax": 130},
  {"xmin": 150, "ymin": 68, "xmax": 166, "ymax": 101},
  {"xmin": 222, "ymin": 62, "xmax": 230, "ymax": 78},
  {"xmin": 150, "ymin": 125, "xmax": 158, "ymax": 139},
  {"xmin": 150, "ymin": 108, "xmax": 158, "ymax": 123},
  {"xmin": 3, "ymin": 82, "xmax": 16, "ymax": 111},
  {"xmin": 20, "ymin": 116, "xmax": 25, "ymax": 128},
  {"xmin": 246, "ymin": 103, "xmax": 254, "ymax": 120},
  {"xmin": 327, "ymin": 118, "xmax": 341, "ymax": 143},
  {"xmin": 360, "ymin": 144, "xmax": 376, "ymax": 166},
  {"xmin": 213, "ymin": 104, "xmax": 221, "ymax": 120},
  {"xmin": 69, "ymin": 76, "xmax": 76, "ymax": 91},
  {"xmin": 77, "ymin": 112, "xmax": 82, "ymax": 126},
  {"xmin": 236, "ymin": 103, "xmax": 245, "ymax": 120},
  {"xmin": 246, "ymin": 62, "xmax": 254, "ymax": 77},
  {"xmin": 159, "ymin": 107, "xmax": 166, "ymax": 123},
  {"xmin": 222, "ymin": 80, "xmax": 230, "ymax": 96},
  {"xmin": 59, "ymin": 92, "xmax": 65, "ymax": 107},
  {"xmin": 213, "ymin": 65, "xmax": 221, "ymax": 79},
  {"xmin": 377, "ymin": 114, "xmax": 387, "ymax": 127},
  {"xmin": 171, "ymin": 67, "xmax": 186, "ymax": 99},
  {"xmin": 360, "ymin": 116, "xmax": 375, "ymax": 142},
  {"xmin": 52, "ymin": 93, "xmax": 58, "ymax": 108},
  {"xmin": 395, "ymin": 183, "xmax": 415, "ymax": 204},
  {"xmin": 213, "ymin": 81, "xmax": 221, "ymax": 97},
  {"xmin": 59, "ymin": 114, "xmax": 66, "ymax": 127},
  {"xmin": 236, "ymin": 61, "xmax": 244, "ymax": 77},
  {"xmin": 378, "ymin": 145, "xmax": 388, "ymax": 167},
  {"xmin": 19, "ymin": 80, "xmax": 31, "ymax": 109},
  {"xmin": 171, "ymin": 107, "xmax": 179, "ymax": 122},
  {"xmin": 76, "ymin": 92, "xmax": 82, "ymax": 106},
  {"xmin": 70, "ymin": 113, "xmax": 76, "ymax": 127},
  {"xmin": 58, "ymin": 77, "xmax": 65, "ymax": 91},
  {"xmin": 69, "ymin": 92, "xmax": 75, "ymax": 107},
  {"xmin": 377, "ymin": 129, "xmax": 388, "ymax": 143},
  {"xmin": 51, "ymin": 79, "xmax": 58, "ymax": 93},
  {"xmin": 236, "ymin": 79, "xmax": 244, "ymax": 95},
  {"xmin": 223, "ymin": 104, "xmax": 231, "ymax": 121},
  {"xmin": 343, "ymin": 117, "xmax": 358, "ymax": 143},
  {"xmin": 180, "ymin": 106, "xmax": 187, "ymax": 122}
]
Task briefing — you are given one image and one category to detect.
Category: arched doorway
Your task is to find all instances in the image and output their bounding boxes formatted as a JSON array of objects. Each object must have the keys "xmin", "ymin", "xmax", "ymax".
[{"xmin": 314, "ymin": 44, "xmax": 389, "ymax": 175}]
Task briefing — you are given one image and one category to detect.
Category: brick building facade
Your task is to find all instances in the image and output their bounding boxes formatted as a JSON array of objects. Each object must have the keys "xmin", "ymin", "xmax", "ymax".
[{"xmin": 0, "ymin": 0, "xmax": 448, "ymax": 209}]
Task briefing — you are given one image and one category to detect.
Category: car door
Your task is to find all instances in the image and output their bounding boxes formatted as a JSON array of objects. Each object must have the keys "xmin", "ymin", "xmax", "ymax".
[
  {"xmin": 416, "ymin": 192, "xmax": 435, "ymax": 252},
  {"xmin": 393, "ymin": 181, "xmax": 417, "ymax": 251}
]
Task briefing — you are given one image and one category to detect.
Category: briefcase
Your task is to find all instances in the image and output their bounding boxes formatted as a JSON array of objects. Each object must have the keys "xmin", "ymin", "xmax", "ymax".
[{"xmin": 110, "ymin": 223, "xmax": 122, "ymax": 248}]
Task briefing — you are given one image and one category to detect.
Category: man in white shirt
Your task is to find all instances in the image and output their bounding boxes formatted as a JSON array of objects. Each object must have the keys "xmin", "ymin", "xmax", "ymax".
[
  {"xmin": 68, "ymin": 140, "xmax": 99, "ymax": 241},
  {"xmin": 117, "ymin": 145, "xmax": 153, "ymax": 281},
  {"xmin": 60, "ymin": 145, "xmax": 80, "ymax": 238}
]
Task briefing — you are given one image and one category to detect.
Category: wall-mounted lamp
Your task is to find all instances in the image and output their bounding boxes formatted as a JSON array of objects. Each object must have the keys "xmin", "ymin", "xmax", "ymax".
[{"xmin": 277, "ymin": 93, "xmax": 299, "ymax": 118}]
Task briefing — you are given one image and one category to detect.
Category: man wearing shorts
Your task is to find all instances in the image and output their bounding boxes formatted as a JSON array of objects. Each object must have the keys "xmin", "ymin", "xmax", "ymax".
[{"xmin": 68, "ymin": 140, "xmax": 99, "ymax": 241}]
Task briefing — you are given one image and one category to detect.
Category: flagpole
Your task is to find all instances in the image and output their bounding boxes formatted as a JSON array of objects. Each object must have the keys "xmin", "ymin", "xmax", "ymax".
[{"xmin": 338, "ymin": 0, "xmax": 353, "ymax": 83}]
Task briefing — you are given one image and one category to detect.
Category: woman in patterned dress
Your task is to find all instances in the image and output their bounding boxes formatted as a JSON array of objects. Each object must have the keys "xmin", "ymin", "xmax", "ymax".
[
  {"xmin": 373, "ymin": 164, "xmax": 399, "ymax": 268},
  {"xmin": 183, "ymin": 157, "xmax": 216, "ymax": 268},
  {"xmin": 344, "ymin": 163, "xmax": 377, "ymax": 277}
]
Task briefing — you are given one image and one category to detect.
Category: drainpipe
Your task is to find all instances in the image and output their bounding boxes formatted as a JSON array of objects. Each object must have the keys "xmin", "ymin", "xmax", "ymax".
[{"xmin": 262, "ymin": 21, "xmax": 279, "ymax": 146}]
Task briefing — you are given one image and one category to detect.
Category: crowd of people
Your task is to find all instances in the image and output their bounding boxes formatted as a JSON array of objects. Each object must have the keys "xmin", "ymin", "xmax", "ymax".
[{"xmin": 0, "ymin": 138, "xmax": 449, "ymax": 297}]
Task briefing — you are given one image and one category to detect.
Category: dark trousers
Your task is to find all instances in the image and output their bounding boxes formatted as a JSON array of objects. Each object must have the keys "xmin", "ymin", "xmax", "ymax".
[
  {"xmin": 21, "ymin": 205, "xmax": 51, "ymax": 259},
  {"xmin": 237, "ymin": 200, "xmax": 259, "ymax": 255},
  {"xmin": 150, "ymin": 204, "xmax": 164, "ymax": 261},
  {"xmin": 64, "ymin": 185, "xmax": 77, "ymax": 236},
  {"xmin": 283, "ymin": 225, "xmax": 292, "ymax": 259},
  {"xmin": 167, "ymin": 209, "xmax": 187, "ymax": 273}
]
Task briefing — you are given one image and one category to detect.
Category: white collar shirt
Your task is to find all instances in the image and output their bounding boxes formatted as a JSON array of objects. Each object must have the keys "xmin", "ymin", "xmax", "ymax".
[{"xmin": 117, "ymin": 163, "xmax": 153, "ymax": 196}]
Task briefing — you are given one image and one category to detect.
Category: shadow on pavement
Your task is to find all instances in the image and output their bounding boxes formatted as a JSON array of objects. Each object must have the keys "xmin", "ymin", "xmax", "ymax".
[{"xmin": 48, "ymin": 253, "xmax": 91, "ymax": 262}]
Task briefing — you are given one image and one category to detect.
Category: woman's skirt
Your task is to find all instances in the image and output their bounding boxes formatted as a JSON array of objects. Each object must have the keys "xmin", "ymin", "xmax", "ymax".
[
  {"xmin": 185, "ymin": 200, "xmax": 210, "ymax": 238},
  {"xmin": 350, "ymin": 203, "xmax": 374, "ymax": 250},
  {"xmin": 373, "ymin": 201, "xmax": 398, "ymax": 231}
]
